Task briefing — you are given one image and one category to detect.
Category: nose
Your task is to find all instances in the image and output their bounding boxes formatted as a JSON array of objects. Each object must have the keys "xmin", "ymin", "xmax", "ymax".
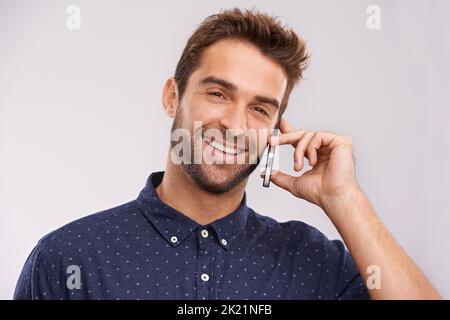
[{"xmin": 219, "ymin": 105, "xmax": 248, "ymax": 136}]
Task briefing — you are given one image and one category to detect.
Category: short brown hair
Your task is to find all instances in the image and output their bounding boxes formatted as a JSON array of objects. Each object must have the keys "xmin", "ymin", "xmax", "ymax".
[{"xmin": 174, "ymin": 7, "xmax": 310, "ymax": 120}]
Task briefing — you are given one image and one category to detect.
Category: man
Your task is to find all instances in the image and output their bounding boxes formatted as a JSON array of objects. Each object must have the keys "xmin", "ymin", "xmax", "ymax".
[{"xmin": 14, "ymin": 8, "xmax": 440, "ymax": 300}]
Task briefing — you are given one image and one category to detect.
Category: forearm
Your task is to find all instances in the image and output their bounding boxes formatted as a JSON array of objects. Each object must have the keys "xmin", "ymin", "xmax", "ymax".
[{"xmin": 321, "ymin": 188, "xmax": 441, "ymax": 300}]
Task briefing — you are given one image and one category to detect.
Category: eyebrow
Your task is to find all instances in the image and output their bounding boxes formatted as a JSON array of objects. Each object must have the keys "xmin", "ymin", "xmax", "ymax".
[
  {"xmin": 254, "ymin": 95, "xmax": 280, "ymax": 110},
  {"xmin": 199, "ymin": 75, "xmax": 280, "ymax": 110}
]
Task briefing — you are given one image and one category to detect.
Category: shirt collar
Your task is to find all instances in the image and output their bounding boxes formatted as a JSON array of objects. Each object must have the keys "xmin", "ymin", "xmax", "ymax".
[{"xmin": 136, "ymin": 171, "xmax": 249, "ymax": 250}]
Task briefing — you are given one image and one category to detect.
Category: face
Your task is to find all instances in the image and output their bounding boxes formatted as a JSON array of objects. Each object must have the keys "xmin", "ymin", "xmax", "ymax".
[{"xmin": 164, "ymin": 38, "xmax": 287, "ymax": 194}]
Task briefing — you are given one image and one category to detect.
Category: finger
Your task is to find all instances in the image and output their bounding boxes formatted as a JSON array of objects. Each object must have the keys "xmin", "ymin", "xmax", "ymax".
[
  {"xmin": 270, "ymin": 130, "xmax": 308, "ymax": 147},
  {"xmin": 306, "ymin": 131, "xmax": 347, "ymax": 166},
  {"xmin": 278, "ymin": 117, "xmax": 294, "ymax": 134},
  {"xmin": 313, "ymin": 131, "xmax": 340, "ymax": 149},
  {"xmin": 306, "ymin": 138, "xmax": 318, "ymax": 166},
  {"xmin": 266, "ymin": 170, "xmax": 296, "ymax": 192},
  {"xmin": 306, "ymin": 133, "xmax": 326, "ymax": 166},
  {"xmin": 294, "ymin": 131, "xmax": 316, "ymax": 171}
]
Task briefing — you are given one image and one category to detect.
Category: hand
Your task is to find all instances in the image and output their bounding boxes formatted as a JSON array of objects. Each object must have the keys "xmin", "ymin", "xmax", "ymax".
[{"xmin": 262, "ymin": 117, "xmax": 362, "ymax": 208}]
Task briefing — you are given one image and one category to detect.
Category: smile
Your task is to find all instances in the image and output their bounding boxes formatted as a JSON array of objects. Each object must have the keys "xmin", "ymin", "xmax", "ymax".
[{"xmin": 203, "ymin": 136, "xmax": 246, "ymax": 155}]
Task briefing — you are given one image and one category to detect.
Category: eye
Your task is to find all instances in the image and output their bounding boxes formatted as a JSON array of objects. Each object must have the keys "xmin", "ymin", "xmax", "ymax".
[
  {"xmin": 253, "ymin": 106, "xmax": 269, "ymax": 117},
  {"xmin": 208, "ymin": 91, "xmax": 226, "ymax": 99}
]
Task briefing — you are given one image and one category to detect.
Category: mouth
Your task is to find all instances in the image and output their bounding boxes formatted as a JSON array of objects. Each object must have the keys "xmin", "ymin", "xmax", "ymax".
[{"xmin": 203, "ymin": 136, "xmax": 246, "ymax": 156}]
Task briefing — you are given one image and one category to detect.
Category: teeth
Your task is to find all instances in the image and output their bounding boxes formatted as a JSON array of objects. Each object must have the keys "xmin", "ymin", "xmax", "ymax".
[
  {"xmin": 211, "ymin": 141, "xmax": 237, "ymax": 155},
  {"xmin": 204, "ymin": 137, "xmax": 244, "ymax": 155}
]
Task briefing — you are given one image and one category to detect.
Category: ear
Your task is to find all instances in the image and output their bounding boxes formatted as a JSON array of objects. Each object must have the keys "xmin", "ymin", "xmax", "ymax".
[{"xmin": 161, "ymin": 77, "xmax": 179, "ymax": 118}]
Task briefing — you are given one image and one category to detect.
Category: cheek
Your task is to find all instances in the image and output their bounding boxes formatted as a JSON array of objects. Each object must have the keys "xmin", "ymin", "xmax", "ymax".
[
  {"xmin": 244, "ymin": 124, "xmax": 271, "ymax": 154},
  {"xmin": 257, "ymin": 129, "xmax": 271, "ymax": 153},
  {"xmin": 189, "ymin": 95, "xmax": 227, "ymax": 121}
]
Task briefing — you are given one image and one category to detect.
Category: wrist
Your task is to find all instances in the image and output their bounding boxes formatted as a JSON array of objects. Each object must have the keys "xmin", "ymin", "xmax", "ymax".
[{"xmin": 320, "ymin": 185, "xmax": 366, "ymax": 218}]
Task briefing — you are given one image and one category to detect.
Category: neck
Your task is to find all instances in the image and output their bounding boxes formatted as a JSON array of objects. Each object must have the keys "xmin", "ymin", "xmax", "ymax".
[{"xmin": 155, "ymin": 152, "xmax": 247, "ymax": 226}]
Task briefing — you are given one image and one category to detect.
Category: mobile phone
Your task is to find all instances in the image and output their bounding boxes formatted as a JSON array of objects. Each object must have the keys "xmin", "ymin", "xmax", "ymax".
[{"xmin": 262, "ymin": 128, "xmax": 280, "ymax": 188}]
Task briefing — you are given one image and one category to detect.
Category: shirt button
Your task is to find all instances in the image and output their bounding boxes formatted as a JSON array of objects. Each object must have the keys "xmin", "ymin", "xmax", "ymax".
[
  {"xmin": 221, "ymin": 239, "xmax": 227, "ymax": 246},
  {"xmin": 170, "ymin": 236, "xmax": 178, "ymax": 243},
  {"xmin": 200, "ymin": 273, "xmax": 209, "ymax": 282},
  {"xmin": 201, "ymin": 229, "xmax": 209, "ymax": 238}
]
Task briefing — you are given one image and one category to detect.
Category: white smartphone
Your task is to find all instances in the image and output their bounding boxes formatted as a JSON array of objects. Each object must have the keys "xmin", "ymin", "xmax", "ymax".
[{"xmin": 262, "ymin": 128, "xmax": 280, "ymax": 188}]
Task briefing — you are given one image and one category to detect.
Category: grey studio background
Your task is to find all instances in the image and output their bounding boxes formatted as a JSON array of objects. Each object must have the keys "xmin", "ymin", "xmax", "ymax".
[{"xmin": 1, "ymin": 0, "xmax": 449, "ymax": 299}]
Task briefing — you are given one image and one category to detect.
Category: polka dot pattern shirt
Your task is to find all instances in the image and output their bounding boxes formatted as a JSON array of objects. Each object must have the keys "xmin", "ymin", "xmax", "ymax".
[{"xmin": 14, "ymin": 171, "xmax": 369, "ymax": 300}]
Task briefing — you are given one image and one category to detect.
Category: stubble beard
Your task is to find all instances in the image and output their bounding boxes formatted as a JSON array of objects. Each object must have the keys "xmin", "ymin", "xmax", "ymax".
[{"xmin": 169, "ymin": 107, "xmax": 260, "ymax": 194}]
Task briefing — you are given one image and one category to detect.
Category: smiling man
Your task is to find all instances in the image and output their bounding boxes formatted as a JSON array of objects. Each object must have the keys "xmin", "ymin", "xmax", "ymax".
[{"xmin": 14, "ymin": 8, "xmax": 440, "ymax": 300}]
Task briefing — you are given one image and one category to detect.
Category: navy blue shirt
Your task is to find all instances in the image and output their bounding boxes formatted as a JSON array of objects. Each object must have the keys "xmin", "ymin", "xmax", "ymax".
[{"xmin": 14, "ymin": 171, "xmax": 369, "ymax": 300}]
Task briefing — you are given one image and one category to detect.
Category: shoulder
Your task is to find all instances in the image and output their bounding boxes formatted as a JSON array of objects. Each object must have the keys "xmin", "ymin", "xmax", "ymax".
[
  {"xmin": 35, "ymin": 201, "xmax": 139, "ymax": 258},
  {"xmin": 246, "ymin": 208, "xmax": 347, "ymax": 256},
  {"xmin": 14, "ymin": 201, "xmax": 140, "ymax": 299}
]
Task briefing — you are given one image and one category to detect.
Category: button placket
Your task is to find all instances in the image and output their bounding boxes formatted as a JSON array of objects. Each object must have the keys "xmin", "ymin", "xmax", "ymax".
[{"xmin": 195, "ymin": 229, "xmax": 212, "ymax": 300}]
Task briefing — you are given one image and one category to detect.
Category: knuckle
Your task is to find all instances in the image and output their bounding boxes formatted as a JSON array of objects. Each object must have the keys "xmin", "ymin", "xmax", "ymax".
[{"xmin": 344, "ymin": 136, "xmax": 353, "ymax": 145}]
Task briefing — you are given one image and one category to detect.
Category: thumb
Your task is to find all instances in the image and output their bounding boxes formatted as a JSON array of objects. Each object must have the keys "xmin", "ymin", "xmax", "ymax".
[{"xmin": 263, "ymin": 170, "xmax": 295, "ymax": 192}]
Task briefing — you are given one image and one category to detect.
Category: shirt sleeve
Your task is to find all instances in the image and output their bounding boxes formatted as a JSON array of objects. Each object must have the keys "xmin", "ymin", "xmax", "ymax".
[
  {"xmin": 14, "ymin": 240, "xmax": 65, "ymax": 300},
  {"xmin": 329, "ymin": 239, "xmax": 370, "ymax": 300}
]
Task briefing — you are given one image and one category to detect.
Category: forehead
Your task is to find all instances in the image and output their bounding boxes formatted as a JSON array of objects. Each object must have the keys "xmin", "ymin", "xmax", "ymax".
[{"xmin": 191, "ymin": 38, "xmax": 287, "ymax": 100}]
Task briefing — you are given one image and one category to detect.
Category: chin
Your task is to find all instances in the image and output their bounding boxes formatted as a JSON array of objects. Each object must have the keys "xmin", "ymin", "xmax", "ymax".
[{"xmin": 182, "ymin": 163, "xmax": 257, "ymax": 194}]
